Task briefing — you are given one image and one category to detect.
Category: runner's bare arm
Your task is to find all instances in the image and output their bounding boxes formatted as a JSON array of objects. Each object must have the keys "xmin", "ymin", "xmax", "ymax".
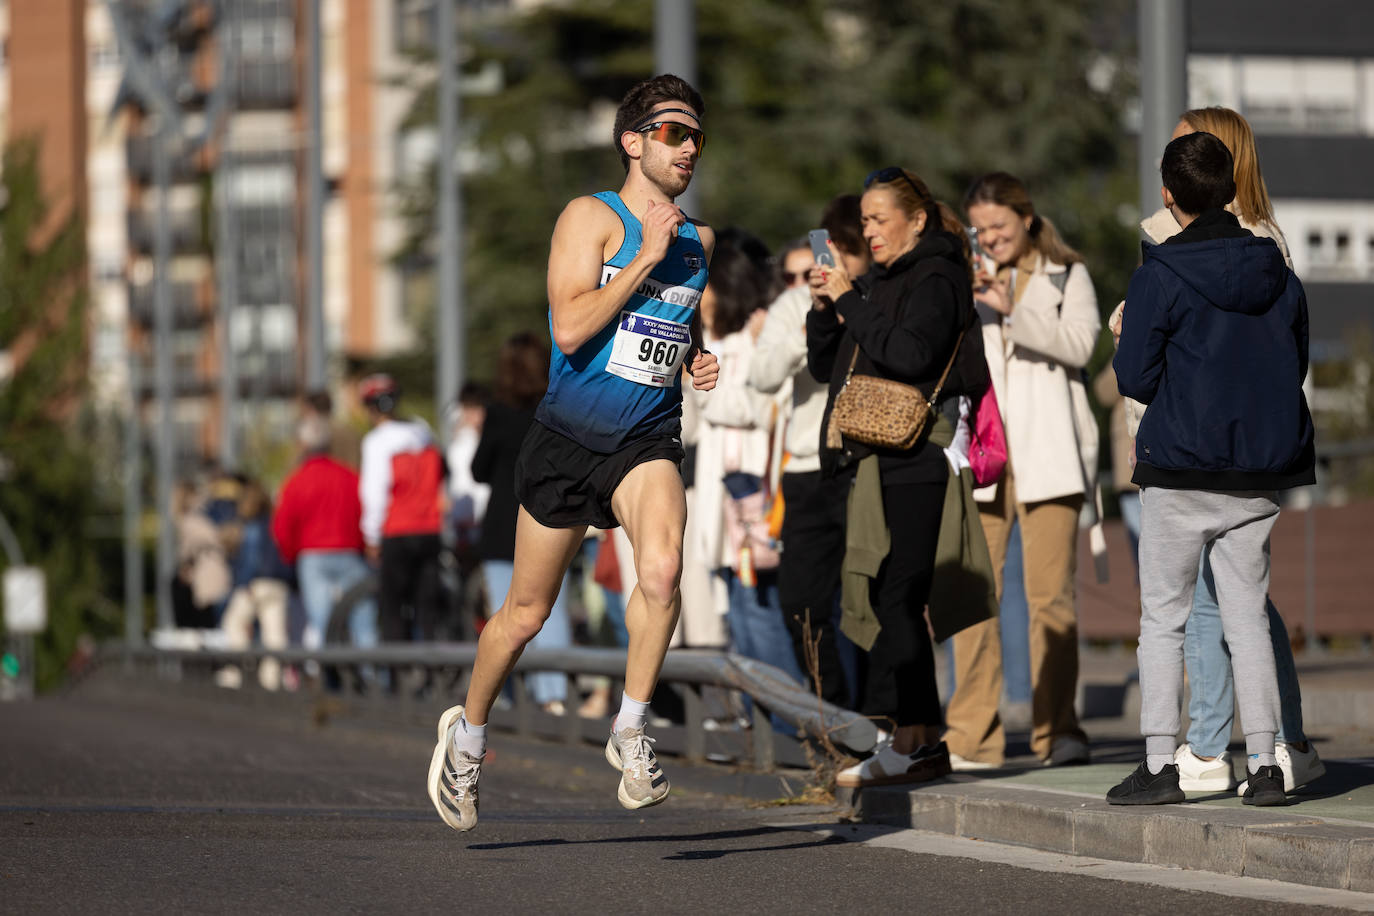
[
  {"xmin": 547, "ymin": 196, "xmax": 687, "ymax": 354},
  {"xmin": 686, "ymin": 224, "xmax": 718, "ymax": 390}
]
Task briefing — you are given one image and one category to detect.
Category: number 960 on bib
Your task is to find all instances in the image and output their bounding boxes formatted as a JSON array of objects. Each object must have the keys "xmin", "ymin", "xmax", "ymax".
[{"xmin": 606, "ymin": 310, "xmax": 692, "ymax": 387}]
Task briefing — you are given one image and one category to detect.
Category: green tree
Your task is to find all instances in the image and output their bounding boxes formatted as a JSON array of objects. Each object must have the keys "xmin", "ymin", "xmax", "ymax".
[
  {"xmin": 0, "ymin": 140, "xmax": 113, "ymax": 689},
  {"xmin": 394, "ymin": 0, "xmax": 1138, "ymax": 382}
]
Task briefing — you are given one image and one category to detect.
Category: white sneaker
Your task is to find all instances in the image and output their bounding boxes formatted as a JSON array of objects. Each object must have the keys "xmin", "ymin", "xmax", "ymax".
[
  {"xmin": 1236, "ymin": 742, "xmax": 1326, "ymax": 796},
  {"xmin": 835, "ymin": 741, "xmax": 952, "ymax": 788},
  {"xmin": 605, "ymin": 725, "xmax": 670, "ymax": 809},
  {"xmin": 948, "ymin": 752, "xmax": 999, "ymax": 772},
  {"xmin": 1173, "ymin": 744, "xmax": 1236, "ymax": 792},
  {"xmin": 427, "ymin": 705, "xmax": 481, "ymax": 831}
]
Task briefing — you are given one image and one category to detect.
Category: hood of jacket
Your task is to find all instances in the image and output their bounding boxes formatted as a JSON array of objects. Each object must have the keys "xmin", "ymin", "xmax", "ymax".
[{"xmin": 1142, "ymin": 212, "xmax": 1288, "ymax": 316}]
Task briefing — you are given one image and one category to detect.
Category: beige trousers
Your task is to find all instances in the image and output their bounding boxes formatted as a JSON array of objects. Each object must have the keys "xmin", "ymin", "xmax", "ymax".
[
  {"xmin": 220, "ymin": 579, "xmax": 290, "ymax": 690},
  {"xmin": 947, "ymin": 469, "xmax": 1087, "ymax": 762}
]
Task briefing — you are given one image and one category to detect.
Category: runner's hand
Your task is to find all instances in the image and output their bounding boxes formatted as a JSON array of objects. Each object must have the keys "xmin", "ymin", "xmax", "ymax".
[
  {"xmin": 688, "ymin": 349, "xmax": 719, "ymax": 391},
  {"xmin": 640, "ymin": 200, "xmax": 686, "ymax": 265}
]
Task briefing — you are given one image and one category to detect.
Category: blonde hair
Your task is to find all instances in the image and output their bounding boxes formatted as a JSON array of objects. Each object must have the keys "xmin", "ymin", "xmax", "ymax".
[
  {"xmin": 1180, "ymin": 106, "xmax": 1275, "ymax": 227},
  {"xmin": 962, "ymin": 172, "xmax": 1082, "ymax": 267}
]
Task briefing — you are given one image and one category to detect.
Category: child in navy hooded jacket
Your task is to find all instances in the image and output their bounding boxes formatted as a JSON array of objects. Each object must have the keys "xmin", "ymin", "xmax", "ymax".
[{"xmin": 1108, "ymin": 131, "xmax": 1314, "ymax": 808}]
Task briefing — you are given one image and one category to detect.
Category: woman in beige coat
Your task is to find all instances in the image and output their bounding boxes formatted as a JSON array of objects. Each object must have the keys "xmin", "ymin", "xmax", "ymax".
[{"xmin": 942, "ymin": 172, "xmax": 1100, "ymax": 768}]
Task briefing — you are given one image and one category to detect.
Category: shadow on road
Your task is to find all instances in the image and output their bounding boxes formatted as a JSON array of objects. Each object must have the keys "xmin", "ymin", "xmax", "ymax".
[{"xmin": 468, "ymin": 823, "xmax": 849, "ymax": 859}]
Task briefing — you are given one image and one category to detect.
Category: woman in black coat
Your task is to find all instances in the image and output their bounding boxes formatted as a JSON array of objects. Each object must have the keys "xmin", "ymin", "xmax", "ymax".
[{"xmin": 807, "ymin": 167, "xmax": 988, "ymax": 787}]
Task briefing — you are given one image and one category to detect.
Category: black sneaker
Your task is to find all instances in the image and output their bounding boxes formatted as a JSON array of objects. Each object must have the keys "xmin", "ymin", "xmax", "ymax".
[
  {"xmin": 1106, "ymin": 761, "xmax": 1186, "ymax": 805},
  {"xmin": 1241, "ymin": 764, "xmax": 1288, "ymax": 807}
]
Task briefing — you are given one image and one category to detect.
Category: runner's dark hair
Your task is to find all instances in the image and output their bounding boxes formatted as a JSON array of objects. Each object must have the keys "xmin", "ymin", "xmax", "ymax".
[{"xmin": 613, "ymin": 74, "xmax": 705, "ymax": 171}]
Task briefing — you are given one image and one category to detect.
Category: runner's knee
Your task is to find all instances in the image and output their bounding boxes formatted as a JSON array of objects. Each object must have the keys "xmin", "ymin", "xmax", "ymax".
[
  {"xmin": 635, "ymin": 546, "xmax": 682, "ymax": 607},
  {"xmin": 500, "ymin": 595, "xmax": 554, "ymax": 646}
]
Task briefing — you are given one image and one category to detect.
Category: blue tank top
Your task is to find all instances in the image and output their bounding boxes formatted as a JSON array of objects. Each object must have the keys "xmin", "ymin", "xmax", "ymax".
[{"xmin": 535, "ymin": 191, "xmax": 709, "ymax": 453}]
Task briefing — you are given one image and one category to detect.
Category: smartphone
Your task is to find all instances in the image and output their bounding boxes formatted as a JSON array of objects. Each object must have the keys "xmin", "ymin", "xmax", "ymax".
[
  {"xmin": 808, "ymin": 229, "xmax": 836, "ymax": 268},
  {"xmin": 965, "ymin": 226, "xmax": 983, "ymax": 260},
  {"xmin": 966, "ymin": 226, "xmax": 991, "ymax": 285}
]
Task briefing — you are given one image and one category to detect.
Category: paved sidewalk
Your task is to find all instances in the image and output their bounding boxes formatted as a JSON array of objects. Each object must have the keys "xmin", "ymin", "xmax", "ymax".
[{"xmin": 846, "ymin": 649, "xmax": 1374, "ymax": 893}]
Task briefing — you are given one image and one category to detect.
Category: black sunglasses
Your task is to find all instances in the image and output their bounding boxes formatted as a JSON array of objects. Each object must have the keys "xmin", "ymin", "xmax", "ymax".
[
  {"xmin": 636, "ymin": 121, "xmax": 706, "ymax": 157},
  {"xmin": 865, "ymin": 166, "xmax": 923, "ymax": 200}
]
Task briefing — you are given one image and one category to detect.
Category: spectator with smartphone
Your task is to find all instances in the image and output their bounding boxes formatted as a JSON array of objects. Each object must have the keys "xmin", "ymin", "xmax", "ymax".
[
  {"xmin": 809, "ymin": 167, "xmax": 989, "ymax": 787},
  {"xmin": 950, "ymin": 172, "xmax": 1101, "ymax": 769},
  {"xmin": 749, "ymin": 195, "xmax": 869, "ymax": 710}
]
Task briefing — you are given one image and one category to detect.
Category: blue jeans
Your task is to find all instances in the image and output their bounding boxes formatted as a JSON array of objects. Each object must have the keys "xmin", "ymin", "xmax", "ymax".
[
  {"xmin": 483, "ymin": 560, "xmax": 572, "ymax": 706},
  {"xmin": 1183, "ymin": 550, "xmax": 1305, "ymax": 756},
  {"xmin": 998, "ymin": 521, "xmax": 1033, "ymax": 705},
  {"xmin": 1119, "ymin": 490, "xmax": 1142, "ymax": 570},
  {"xmin": 943, "ymin": 520, "xmax": 1033, "ymax": 705},
  {"xmin": 725, "ymin": 570, "xmax": 806, "ymax": 684},
  {"xmin": 297, "ymin": 550, "xmax": 377, "ymax": 650}
]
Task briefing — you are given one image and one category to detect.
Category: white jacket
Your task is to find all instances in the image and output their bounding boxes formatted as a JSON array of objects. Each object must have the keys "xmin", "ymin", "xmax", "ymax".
[
  {"xmin": 689, "ymin": 328, "xmax": 779, "ymax": 570},
  {"xmin": 748, "ymin": 286, "xmax": 826, "ymax": 474},
  {"xmin": 974, "ymin": 257, "xmax": 1101, "ymax": 506}
]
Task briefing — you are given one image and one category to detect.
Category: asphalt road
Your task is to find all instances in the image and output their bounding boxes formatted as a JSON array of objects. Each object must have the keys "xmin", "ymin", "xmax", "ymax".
[{"xmin": 0, "ymin": 672, "xmax": 1360, "ymax": 915}]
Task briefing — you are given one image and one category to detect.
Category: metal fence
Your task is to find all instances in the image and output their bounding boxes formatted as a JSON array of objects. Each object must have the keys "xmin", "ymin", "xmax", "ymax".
[{"xmin": 112, "ymin": 641, "xmax": 878, "ymax": 773}]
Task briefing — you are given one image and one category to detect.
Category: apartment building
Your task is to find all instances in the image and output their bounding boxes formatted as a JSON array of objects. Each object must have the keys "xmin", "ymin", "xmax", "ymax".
[
  {"xmin": 1187, "ymin": 0, "xmax": 1374, "ymax": 358},
  {"xmin": 1, "ymin": 0, "xmax": 443, "ymax": 474}
]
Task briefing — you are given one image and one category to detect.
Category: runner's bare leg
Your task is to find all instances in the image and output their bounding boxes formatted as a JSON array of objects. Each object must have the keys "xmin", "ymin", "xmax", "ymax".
[
  {"xmin": 611, "ymin": 459, "xmax": 687, "ymax": 702},
  {"xmin": 462, "ymin": 507, "xmax": 587, "ymax": 726}
]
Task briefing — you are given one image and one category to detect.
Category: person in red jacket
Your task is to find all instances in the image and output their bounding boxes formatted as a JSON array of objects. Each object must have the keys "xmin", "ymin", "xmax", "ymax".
[
  {"xmin": 272, "ymin": 413, "xmax": 377, "ymax": 651},
  {"xmin": 358, "ymin": 374, "xmax": 446, "ymax": 644}
]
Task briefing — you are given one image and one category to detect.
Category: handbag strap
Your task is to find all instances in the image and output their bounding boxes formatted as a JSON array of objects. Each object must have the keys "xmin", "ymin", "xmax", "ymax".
[
  {"xmin": 840, "ymin": 315, "xmax": 971, "ymax": 403},
  {"xmin": 927, "ymin": 320, "xmax": 971, "ymax": 404}
]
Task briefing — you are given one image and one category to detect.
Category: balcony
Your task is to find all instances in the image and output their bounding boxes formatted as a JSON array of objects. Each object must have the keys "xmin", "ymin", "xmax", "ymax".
[
  {"xmin": 128, "ymin": 209, "xmax": 205, "ymax": 255},
  {"xmin": 235, "ymin": 58, "xmax": 296, "ymax": 109},
  {"xmin": 135, "ymin": 365, "xmax": 214, "ymax": 399},
  {"xmin": 125, "ymin": 134, "xmax": 201, "ymax": 185},
  {"xmin": 234, "ymin": 350, "xmax": 298, "ymax": 396},
  {"xmin": 128, "ymin": 281, "xmax": 205, "ymax": 329}
]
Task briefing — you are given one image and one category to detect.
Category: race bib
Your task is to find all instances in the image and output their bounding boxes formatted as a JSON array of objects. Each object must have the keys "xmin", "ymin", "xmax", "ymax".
[{"xmin": 606, "ymin": 310, "xmax": 691, "ymax": 387}]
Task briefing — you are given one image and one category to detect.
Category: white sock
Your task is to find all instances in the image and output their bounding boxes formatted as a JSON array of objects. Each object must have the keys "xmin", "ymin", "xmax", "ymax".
[
  {"xmin": 1146, "ymin": 754, "xmax": 1172, "ymax": 775},
  {"xmin": 451, "ymin": 714, "xmax": 486, "ymax": 758},
  {"xmin": 1248, "ymin": 753, "xmax": 1277, "ymax": 773},
  {"xmin": 614, "ymin": 694, "xmax": 651, "ymax": 734}
]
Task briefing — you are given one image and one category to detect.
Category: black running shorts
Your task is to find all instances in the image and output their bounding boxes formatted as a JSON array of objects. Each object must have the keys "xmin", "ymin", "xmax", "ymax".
[{"xmin": 514, "ymin": 421, "xmax": 685, "ymax": 530}]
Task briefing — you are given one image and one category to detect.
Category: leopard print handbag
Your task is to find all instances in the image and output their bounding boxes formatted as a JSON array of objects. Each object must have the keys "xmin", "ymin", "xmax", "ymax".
[{"xmin": 825, "ymin": 325, "xmax": 969, "ymax": 451}]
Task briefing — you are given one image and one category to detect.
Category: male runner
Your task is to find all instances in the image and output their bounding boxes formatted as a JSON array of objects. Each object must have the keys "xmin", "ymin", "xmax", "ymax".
[{"xmin": 427, "ymin": 74, "xmax": 718, "ymax": 832}]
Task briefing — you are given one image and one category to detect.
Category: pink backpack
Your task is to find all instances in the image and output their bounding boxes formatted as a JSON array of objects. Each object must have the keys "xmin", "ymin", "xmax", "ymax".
[{"xmin": 970, "ymin": 383, "xmax": 1008, "ymax": 488}]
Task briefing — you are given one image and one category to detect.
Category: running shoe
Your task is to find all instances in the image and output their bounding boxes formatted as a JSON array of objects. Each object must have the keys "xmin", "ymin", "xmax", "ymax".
[
  {"xmin": 427, "ymin": 704, "xmax": 481, "ymax": 831},
  {"xmin": 605, "ymin": 725, "xmax": 670, "ymax": 809}
]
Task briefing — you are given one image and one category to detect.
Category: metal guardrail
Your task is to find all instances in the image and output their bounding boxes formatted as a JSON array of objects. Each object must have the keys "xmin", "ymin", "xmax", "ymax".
[{"xmin": 112, "ymin": 641, "xmax": 878, "ymax": 773}]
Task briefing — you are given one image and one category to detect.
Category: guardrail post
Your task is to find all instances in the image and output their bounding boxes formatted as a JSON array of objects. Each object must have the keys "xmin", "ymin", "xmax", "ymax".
[
  {"xmin": 563, "ymin": 673, "xmax": 580, "ymax": 746},
  {"xmin": 683, "ymin": 685, "xmax": 705, "ymax": 763},
  {"xmin": 751, "ymin": 702, "xmax": 774, "ymax": 771},
  {"xmin": 513, "ymin": 675, "xmax": 532, "ymax": 737}
]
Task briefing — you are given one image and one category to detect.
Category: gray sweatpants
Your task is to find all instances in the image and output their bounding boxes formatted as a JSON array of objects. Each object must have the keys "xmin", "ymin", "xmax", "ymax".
[{"xmin": 1137, "ymin": 487, "xmax": 1281, "ymax": 761}]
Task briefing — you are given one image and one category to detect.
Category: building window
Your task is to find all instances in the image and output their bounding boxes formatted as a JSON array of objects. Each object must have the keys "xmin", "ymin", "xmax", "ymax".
[
  {"xmin": 1307, "ymin": 230, "xmax": 1324, "ymax": 263},
  {"xmin": 395, "ymin": 0, "xmax": 437, "ymax": 53},
  {"xmin": 1334, "ymin": 231, "xmax": 1352, "ymax": 264}
]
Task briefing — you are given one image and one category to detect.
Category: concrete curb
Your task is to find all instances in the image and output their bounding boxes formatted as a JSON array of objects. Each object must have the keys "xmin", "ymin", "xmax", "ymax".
[{"xmin": 843, "ymin": 778, "xmax": 1374, "ymax": 893}]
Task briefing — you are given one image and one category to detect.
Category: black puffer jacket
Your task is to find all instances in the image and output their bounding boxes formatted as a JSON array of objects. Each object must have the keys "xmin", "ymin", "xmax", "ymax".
[{"xmin": 807, "ymin": 230, "xmax": 989, "ymax": 483}]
